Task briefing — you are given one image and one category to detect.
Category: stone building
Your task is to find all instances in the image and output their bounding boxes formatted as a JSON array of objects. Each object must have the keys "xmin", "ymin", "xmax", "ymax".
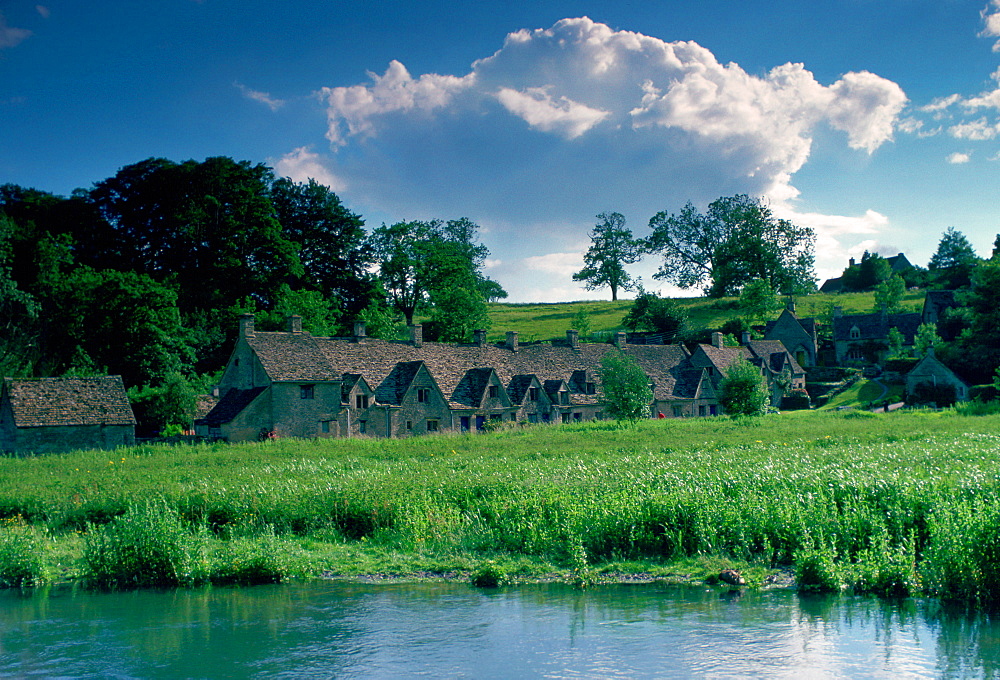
[
  {"xmin": 0, "ymin": 376, "xmax": 136, "ymax": 455},
  {"xmin": 763, "ymin": 302, "xmax": 819, "ymax": 367},
  {"xmin": 689, "ymin": 333, "xmax": 806, "ymax": 410},
  {"xmin": 906, "ymin": 349, "xmax": 970, "ymax": 403},
  {"xmin": 196, "ymin": 315, "xmax": 804, "ymax": 441},
  {"xmin": 831, "ymin": 307, "xmax": 922, "ymax": 366}
]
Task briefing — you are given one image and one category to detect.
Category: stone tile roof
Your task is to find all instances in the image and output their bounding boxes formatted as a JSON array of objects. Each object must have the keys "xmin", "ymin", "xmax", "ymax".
[
  {"xmin": 746, "ymin": 340, "xmax": 804, "ymax": 374},
  {"xmin": 3, "ymin": 376, "xmax": 136, "ymax": 428},
  {"xmin": 199, "ymin": 386, "xmax": 267, "ymax": 426},
  {"xmin": 453, "ymin": 367, "xmax": 495, "ymax": 408},
  {"xmin": 374, "ymin": 361, "xmax": 424, "ymax": 406},
  {"xmin": 506, "ymin": 374, "xmax": 537, "ymax": 405},
  {"xmin": 246, "ymin": 332, "xmax": 337, "ymax": 382},
  {"xmin": 832, "ymin": 312, "xmax": 922, "ymax": 343}
]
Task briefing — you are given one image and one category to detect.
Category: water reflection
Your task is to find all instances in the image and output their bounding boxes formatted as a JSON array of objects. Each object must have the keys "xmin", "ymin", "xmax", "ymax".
[{"xmin": 1, "ymin": 582, "xmax": 999, "ymax": 678}]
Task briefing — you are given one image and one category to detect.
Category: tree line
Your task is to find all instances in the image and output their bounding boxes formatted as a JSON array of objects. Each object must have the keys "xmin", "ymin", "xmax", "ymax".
[{"xmin": 0, "ymin": 156, "xmax": 505, "ymax": 431}]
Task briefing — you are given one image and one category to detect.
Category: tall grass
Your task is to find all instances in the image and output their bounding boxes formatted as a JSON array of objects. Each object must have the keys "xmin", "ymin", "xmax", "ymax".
[{"xmin": 2, "ymin": 410, "xmax": 1000, "ymax": 602}]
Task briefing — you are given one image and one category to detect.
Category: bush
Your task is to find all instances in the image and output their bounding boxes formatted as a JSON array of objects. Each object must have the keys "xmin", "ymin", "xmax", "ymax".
[
  {"xmin": 471, "ymin": 560, "xmax": 509, "ymax": 588},
  {"xmin": 907, "ymin": 382, "xmax": 957, "ymax": 408},
  {"xmin": 0, "ymin": 522, "xmax": 49, "ymax": 587},
  {"xmin": 780, "ymin": 389, "xmax": 811, "ymax": 411},
  {"xmin": 83, "ymin": 501, "xmax": 210, "ymax": 589},
  {"xmin": 968, "ymin": 385, "xmax": 999, "ymax": 402},
  {"xmin": 719, "ymin": 359, "xmax": 769, "ymax": 417},
  {"xmin": 211, "ymin": 529, "xmax": 290, "ymax": 585},
  {"xmin": 796, "ymin": 547, "xmax": 842, "ymax": 593}
]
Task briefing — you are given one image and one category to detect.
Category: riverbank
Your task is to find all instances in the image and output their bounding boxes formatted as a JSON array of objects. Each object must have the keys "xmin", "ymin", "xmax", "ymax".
[{"xmin": 2, "ymin": 409, "xmax": 999, "ymax": 602}]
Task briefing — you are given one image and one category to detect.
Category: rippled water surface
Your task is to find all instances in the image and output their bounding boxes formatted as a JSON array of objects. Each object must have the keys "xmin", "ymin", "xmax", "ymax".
[{"xmin": 2, "ymin": 581, "xmax": 999, "ymax": 678}]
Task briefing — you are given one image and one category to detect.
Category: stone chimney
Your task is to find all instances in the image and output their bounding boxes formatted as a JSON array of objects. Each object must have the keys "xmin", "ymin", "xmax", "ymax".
[
  {"xmin": 849, "ymin": 257, "xmax": 856, "ymax": 267},
  {"xmin": 742, "ymin": 331, "xmax": 751, "ymax": 346},
  {"xmin": 785, "ymin": 298, "xmax": 796, "ymax": 314},
  {"xmin": 474, "ymin": 329, "xmax": 487, "ymax": 347},
  {"xmin": 567, "ymin": 329, "xmax": 580, "ymax": 351},
  {"xmin": 711, "ymin": 331, "xmax": 724, "ymax": 348},
  {"xmin": 287, "ymin": 315, "xmax": 303, "ymax": 334},
  {"xmin": 833, "ymin": 306, "xmax": 843, "ymax": 319},
  {"xmin": 353, "ymin": 321, "xmax": 367, "ymax": 343},
  {"xmin": 410, "ymin": 324, "xmax": 423, "ymax": 348},
  {"xmin": 506, "ymin": 331, "xmax": 518, "ymax": 352},
  {"xmin": 239, "ymin": 313, "xmax": 255, "ymax": 338},
  {"xmin": 614, "ymin": 331, "xmax": 627, "ymax": 348}
]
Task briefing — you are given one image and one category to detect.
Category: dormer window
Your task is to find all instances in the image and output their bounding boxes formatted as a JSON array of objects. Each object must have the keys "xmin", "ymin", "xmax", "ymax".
[
  {"xmin": 586, "ymin": 382, "xmax": 596, "ymax": 395},
  {"xmin": 489, "ymin": 385, "xmax": 499, "ymax": 399},
  {"xmin": 560, "ymin": 390, "xmax": 569, "ymax": 405},
  {"xmin": 528, "ymin": 387, "xmax": 539, "ymax": 401},
  {"xmin": 850, "ymin": 326, "xmax": 861, "ymax": 340},
  {"xmin": 300, "ymin": 385, "xmax": 314, "ymax": 399},
  {"xmin": 356, "ymin": 394, "xmax": 369, "ymax": 409}
]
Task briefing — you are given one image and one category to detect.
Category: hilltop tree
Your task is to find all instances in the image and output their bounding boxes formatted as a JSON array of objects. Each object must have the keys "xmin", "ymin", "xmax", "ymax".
[
  {"xmin": 621, "ymin": 288, "xmax": 687, "ymax": 343},
  {"xmin": 928, "ymin": 227, "xmax": 979, "ymax": 289},
  {"xmin": 572, "ymin": 212, "xmax": 643, "ymax": 301},
  {"xmin": 647, "ymin": 195, "xmax": 815, "ymax": 297},
  {"xmin": 739, "ymin": 278, "xmax": 781, "ymax": 326}
]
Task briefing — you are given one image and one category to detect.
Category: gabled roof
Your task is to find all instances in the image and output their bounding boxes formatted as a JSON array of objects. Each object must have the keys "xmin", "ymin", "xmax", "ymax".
[
  {"xmin": 375, "ymin": 361, "xmax": 425, "ymax": 406},
  {"xmin": 453, "ymin": 367, "xmax": 498, "ymax": 408},
  {"xmin": 832, "ymin": 312, "xmax": 922, "ymax": 343},
  {"xmin": 245, "ymin": 332, "xmax": 338, "ymax": 382},
  {"xmin": 340, "ymin": 373, "xmax": 372, "ymax": 403},
  {"xmin": 764, "ymin": 309, "xmax": 817, "ymax": 343},
  {"xmin": 3, "ymin": 376, "xmax": 136, "ymax": 428},
  {"xmin": 507, "ymin": 374, "xmax": 545, "ymax": 405},
  {"xmin": 199, "ymin": 386, "xmax": 267, "ymax": 426},
  {"xmin": 746, "ymin": 340, "xmax": 804, "ymax": 374}
]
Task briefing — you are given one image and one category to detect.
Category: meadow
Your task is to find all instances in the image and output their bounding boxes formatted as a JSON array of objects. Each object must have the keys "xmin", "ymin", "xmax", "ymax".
[{"xmin": 2, "ymin": 408, "xmax": 1000, "ymax": 603}]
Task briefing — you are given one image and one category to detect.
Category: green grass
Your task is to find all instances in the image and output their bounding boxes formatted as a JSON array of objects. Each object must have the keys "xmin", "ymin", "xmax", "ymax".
[
  {"xmin": 3, "ymin": 409, "xmax": 1000, "ymax": 603},
  {"xmin": 484, "ymin": 290, "xmax": 925, "ymax": 342}
]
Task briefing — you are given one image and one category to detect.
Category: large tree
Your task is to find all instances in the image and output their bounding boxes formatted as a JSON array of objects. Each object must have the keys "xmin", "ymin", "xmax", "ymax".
[
  {"xmin": 647, "ymin": 195, "xmax": 816, "ymax": 297},
  {"xmin": 928, "ymin": 227, "xmax": 980, "ymax": 289},
  {"xmin": 572, "ymin": 212, "xmax": 643, "ymax": 301}
]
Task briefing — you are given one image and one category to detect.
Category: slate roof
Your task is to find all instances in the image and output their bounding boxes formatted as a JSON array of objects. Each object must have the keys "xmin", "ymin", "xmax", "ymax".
[
  {"xmin": 244, "ymin": 332, "xmax": 337, "ymax": 382},
  {"xmin": 452, "ymin": 367, "xmax": 496, "ymax": 408},
  {"xmin": 199, "ymin": 386, "xmax": 267, "ymax": 426},
  {"xmin": 3, "ymin": 376, "xmax": 136, "ymax": 428},
  {"xmin": 374, "ymin": 361, "xmax": 424, "ymax": 406},
  {"xmin": 506, "ymin": 375, "xmax": 538, "ymax": 405},
  {"xmin": 832, "ymin": 312, "xmax": 922, "ymax": 343}
]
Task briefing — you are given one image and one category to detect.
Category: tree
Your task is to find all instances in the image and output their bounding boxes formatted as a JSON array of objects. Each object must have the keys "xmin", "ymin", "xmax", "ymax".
[
  {"xmin": 928, "ymin": 227, "xmax": 979, "ymax": 289},
  {"xmin": 128, "ymin": 372, "xmax": 198, "ymax": 437},
  {"xmin": 913, "ymin": 323, "xmax": 942, "ymax": 358},
  {"xmin": 424, "ymin": 286, "xmax": 491, "ymax": 342},
  {"xmin": 647, "ymin": 195, "xmax": 815, "ymax": 297},
  {"xmin": 572, "ymin": 212, "xmax": 643, "ymax": 300},
  {"xmin": 571, "ymin": 309, "xmax": 591, "ymax": 339},
  {"xmin": 886, "ymin": 327, "xmax": 906, "ymax": 359},
  {"xmin": 621, "ymin": 289, "xmax": 687, "ymax": 342},
  {"xmin": 719, "ymin": 359, "xmax": 769, "ymax": 417},
  {"xmin": 873, "ymin": 274, "xmax": 906, "ymax": 313},
  {"xmin": 600, "ymin": 351, "xmax": 653, "ymax": 421},
  {"xmin": 739, "ymin": 279, "xmax": 781, "ymax": 326}
]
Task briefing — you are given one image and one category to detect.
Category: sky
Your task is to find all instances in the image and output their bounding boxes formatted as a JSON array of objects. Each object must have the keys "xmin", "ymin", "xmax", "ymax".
[{"xmin": 2, "ymin": 1, "xmax": 1000, "ymax": 302}]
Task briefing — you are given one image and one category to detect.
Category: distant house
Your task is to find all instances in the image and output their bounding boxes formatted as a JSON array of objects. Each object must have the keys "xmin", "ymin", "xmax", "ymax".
[
  {"xmin": 689, "ymin": 333, "xmax": 806, "ymax": 409},
  {"xmin": 820, "ymin": 253, "xmax": 912, "ymax": 293},
  {"xmin": 0, "ymin": 376, "xmax": 136, "ymax": 455},
  {"xmin": 906, "ymin": 349, "xmax": 970, "ymax": 403},
  {"xmin": 764, "ymin": 301, "xmax": 819, "ymax": 367},
  {"xmin": 831, "ymin": 307, "xmax": 922, "ymax": 366},
  {"xmin": 196, "ymin": 315, "xmax": 806, "ymax": 442}
]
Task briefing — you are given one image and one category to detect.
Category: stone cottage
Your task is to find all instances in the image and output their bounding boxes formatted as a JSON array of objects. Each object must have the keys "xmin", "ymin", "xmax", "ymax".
[
  {"xmin": 0, "ymin": 376, "xmax": 136, "ymax": 455},
  {"xmin": 906, "ymin": 349, "xmax": 970, "ymax": 404},
  {"xmin": 763, "ymin": 301, "xmax": 819, "ymax": 367},
  {"xmin": 831, "ymin": 307, "xmax": 922, "ymax": 366},
  {"xmin": 689, "ymin": 332, "xmax": 806, "ymax": 410},
  {"xmin": 196, "ymin": 315, "xmax": 804, "ymax": 442}
]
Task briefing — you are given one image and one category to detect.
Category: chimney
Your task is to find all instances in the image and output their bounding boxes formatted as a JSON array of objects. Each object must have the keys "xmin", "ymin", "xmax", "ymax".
[
  {"xmin": 410, "ymin": 324, "xmax": 423, "ymax": 348},
  {"xmin": 506, "ymin": 331, "xmax": 518, "ymax": 352},
  {"xmin": 287, "ymin": 315, "xmax": 302, "ymax": 334},
  {"xmin": 353, "ymin": 321, "xmax": 367, "ymax": 343},
  {"xmin": 849, "ymin": 257, "xmax": 856, "ymax": 267},
  {"xmin": 711, "ymin": 331, "xmax": 724, "ymax": 348},
  {"xmin": 239, "ymin": 313, "xmax": 255, "ymax": 338},
  {"xmin": 474, "ymin": 329, "xmax": 487, "ymax": 347},
  {"xmin": 614, "ymin": 331, "xmax": 627, "ymax": 348},
  {"xmin": 742, "ymin": 331, "xmax": 751, "ymax": 346},
  {"xmin": 785, "ymin": 298, "xmax": 796, "ymax": 314},
  {"xmin": 567, "ymin": 329, "xmax": 579, "ymax": 351},
  {"xmin": 833, "ymin": 306, "xmax": 843, "ymax": 319}
]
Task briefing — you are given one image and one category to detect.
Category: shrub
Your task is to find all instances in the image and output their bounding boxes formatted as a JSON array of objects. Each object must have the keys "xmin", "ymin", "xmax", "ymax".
[
  {"xmin": 83, "ymin": 500, "xmax": 210, "ymax": 589},
  {"xmin": 719, "ymin": 359, "xmax": 769, "ymax": 417},
  {"xmin": 211, "ymin": 529, "xmax": 289, "ymax": 585},
  {"xmin": 796, "ymin": 547, "xmax": 842, "ymax": 593},
  {"xmin": 0, "ymin": 523, "xmax": 49, "ymax": 588},
  {"xmin": 780, "ymin": 389, "xmax": 811, "ymax": 411},
  {"xmin": 472, "ymin": 561, "xmax": 509, "ymax": 588}
]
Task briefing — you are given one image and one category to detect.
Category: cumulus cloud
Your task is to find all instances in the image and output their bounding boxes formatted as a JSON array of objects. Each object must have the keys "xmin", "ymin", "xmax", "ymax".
[
  {"xmin": 981, "ymin": 0, "xmax": 1000, "ymax": 51},
  {"xmin": 236, "ymin": 83, "xmax": 285, "ymax": 111},
  {"xmin": 496, "ymin": 87, "xmax": 609, "ymax": 138},
  {"xmin": 35, "ymin": 6, "xmax": 50, "ymax": 19},
  {"xmin": 0, "ymin": 13, "xmax": 31, "ymax": 49},
  {"xmin": 274, "ymin": 147, "xmax": 346, "ymax": 191},
  {"xmin": 950, "ymin": 117, "xmax": 1000, "ymax": 139},
  {"xmin": 947, "ymin": 151, "xmax": 971, "ymax": 164}
]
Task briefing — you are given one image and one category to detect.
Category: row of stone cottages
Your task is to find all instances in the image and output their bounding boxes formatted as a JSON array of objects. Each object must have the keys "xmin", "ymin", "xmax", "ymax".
[{"xmin": 193, "ymin": 314, "xmax": 807, "ymax": 442}]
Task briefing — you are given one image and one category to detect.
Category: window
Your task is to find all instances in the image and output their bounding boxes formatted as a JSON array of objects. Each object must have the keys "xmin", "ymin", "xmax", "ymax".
[
  {"xmin": 561, "ymin": 413, "xmax": 572, "ymax": 423},
  {"xmin": 850, "ymin": 326, "xmax": 861, "ymax": 340},
  {"xmin": 560, "ymin": 391, "xmax": 569, "ymax": 405},
  {"xmin": 321, "ymin": 421, "xmax": 331, "ymax": 434},
  {"xmin": 488, "ymin": 385, "xmax": 499, "ymax": 399},
  {"xmin": 359, "ymin": 420, "xmax": 367, "ymax": 434},
  {"xmin": 672, "ymin": 405, "xmax": 683, "ymax": 417},
  {"xmin": 426, "ymin": 420, "xmax": 439, "ymax": 432},
  {"xmin": 528, "ymin": 387, "xmax": 538, "ymax": 402},
  {"xmin": 460, "ymin": 416, "xmax": 471, "ymax": 431},
  {"xmin": 586, "ymin": 382, "xmax": 596, "ymax": 395},
  {"xmin": 699, "ymin": 405, "xmax": 707, "ymax": 417},
  {"xmin": 573, "ymin": 412, "xmax": 582, "ymax": 422},
  {"xmin": 356, "ymin": 394, "xmax": 369, "ymax": 409},
  {"xmin": 406, "ymin": 420, "xmax": 413, "ymax": 431},
  {"xmin": 417, "ymin": 388, "xmax": 430, "ymax": 403},
  {"xmin": 300, "ymin": 385, "xmax": 314, "ymax": 399}
]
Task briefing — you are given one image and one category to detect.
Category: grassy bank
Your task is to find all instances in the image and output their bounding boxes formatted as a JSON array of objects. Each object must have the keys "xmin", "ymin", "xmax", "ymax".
[{"xmin": 2, "ymin": 409, "xmax": 1000, "ymax": 602}]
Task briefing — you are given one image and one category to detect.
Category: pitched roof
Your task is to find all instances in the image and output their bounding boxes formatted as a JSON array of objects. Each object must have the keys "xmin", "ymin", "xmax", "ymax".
[
  {"xmin": 3, "ymin": 376, "xmax": 136, "ymax": 428},
  {"xmin": 452, "ymin": 367, "xmax": 496, "ymax": 408},
  {"xmin": 375, "ymin": 361, "xmax": 425, "ymax": 406},
  {"xmin": 832, "ymin": 312, "xmax": 922, "ymax": 343},
  {"xmin": 245, "ymin": 332, "xmax": 338, "ymax": 382},
  {"xmin": 746, "ymin": 340, "xmax": 804, "ymax": 374},
  {"xmin": 198, "ymin": 386, "xmax": 267, "ymax": 426}
]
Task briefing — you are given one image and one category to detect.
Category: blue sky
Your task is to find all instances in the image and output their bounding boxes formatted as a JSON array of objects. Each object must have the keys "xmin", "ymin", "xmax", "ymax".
[{"xmin": 3, "ymin": 1, "xmax": 1000, "ymax": 302}]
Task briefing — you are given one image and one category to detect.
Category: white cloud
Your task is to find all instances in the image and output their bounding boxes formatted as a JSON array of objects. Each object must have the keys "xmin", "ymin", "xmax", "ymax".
[
  {"xmin": 496, "ymin": 87, "xmax": 609, "ymax": 139},
  {"xmin": 981, "ymin": 0, "xmax": 1000, "ymax": 51},
  {"xmin": 236, "ymin": 83, "xmax": 285, "ymax": 111},
  {"xmin": 921, "ymin": 94, "xmax": 962, "ymax": 112},
  {"xmin": 274, "ymin": 147, "xmax": 346, "ymax": 191},
  {"xmin": 35, "ymin": 5, "xmax": 50, "ymax": 19},
  {"xmin": 0, "ymin": 13, "xmax": 31, "ymax": 49},
  {"xmin": 947, "ymin": 151, "xmax": 971, "ymax": 164},
  {"xmin": 521, "ymin": 251, "xmax": 584, "ymax": 276},
  {"xmin": 950, "ymin": 117, "xmax": 1000, "ymax": 139}
]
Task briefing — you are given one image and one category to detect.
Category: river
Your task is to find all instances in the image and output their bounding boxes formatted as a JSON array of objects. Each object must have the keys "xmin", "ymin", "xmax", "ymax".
[{"xmin": 1, "ymin": 581, "xmax": 998, "ymax": 678}]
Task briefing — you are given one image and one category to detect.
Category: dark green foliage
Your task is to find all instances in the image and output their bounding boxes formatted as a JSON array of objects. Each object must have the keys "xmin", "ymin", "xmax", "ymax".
[
  {"xmin": 0, "ymin": 524, "xmax": 49, "ymax": 587},
  {"xmin": 928, "ymin": 227, "xmax": 980, "ymax": 290},
  {"xmin": 621, "ymin": 289, "xmax": 687, "ymax": 342},
  {"xmin": 796, "ymin": 547, "xmax": 842, "ymax": 593},
  {"xmin": 572, "ymin": 212, "xmax": 643, "ymax": 301},
  {"xmin": 210, "ymin": 530, "xmax": 290, "ymax": 585},
  {"xmin": 647, "ymin": 195, "xmax": 816, "ymax": 297},
  {"xmin": 719, "ymin": 359, "xmax": 769, "ymax": 417},
  {"xmin": 129, "ymin": 373, "xmax": 198, "ymax": 437},
  {"xmin": 780, "ymin": 389, "xmax": 811, "ymax": 411},
  {"xmin": 471, "ymin": 561, "xmax": 509, "ymax": 588},
  {"xmin": 839, "ymin": 252, "xmax": 893, "ymax": 292},
  {"xmin": 908, "ymin": 382, "xmax": 957, "ymax": 407},
  {"xmin": 599, "ymin": 351, "xmax": 653, "ymax": 421}
]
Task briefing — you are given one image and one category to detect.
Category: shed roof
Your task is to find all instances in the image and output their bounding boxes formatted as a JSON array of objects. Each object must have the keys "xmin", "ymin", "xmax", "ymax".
[{"xmin": 3, "ymin": 376, "xmax": 136, "ymax": 428}]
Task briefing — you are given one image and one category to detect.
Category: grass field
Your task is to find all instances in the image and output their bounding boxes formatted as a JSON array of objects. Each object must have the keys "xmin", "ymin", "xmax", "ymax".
[
  {"xmin": 483, "ymin": 290, "xmax": 925, "ymax": 342},
  {"xmin": 2, "ymin": 408, "xmax": 1000, "ymax": 603}
]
